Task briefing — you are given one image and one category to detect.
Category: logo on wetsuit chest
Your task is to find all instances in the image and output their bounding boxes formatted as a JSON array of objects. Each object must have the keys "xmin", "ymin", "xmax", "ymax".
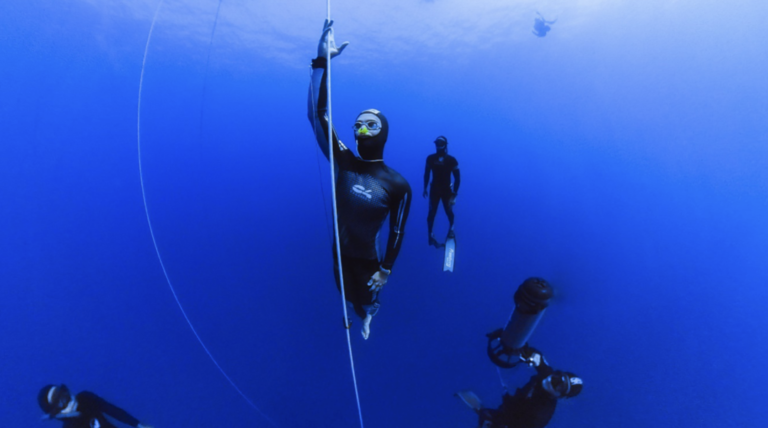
[{"xmin": 352, "ymin": 184, "xmax": 373, "ymax": 200}]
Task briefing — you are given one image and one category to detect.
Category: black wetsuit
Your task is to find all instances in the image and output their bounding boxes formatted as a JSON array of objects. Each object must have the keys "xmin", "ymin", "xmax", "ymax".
[
  {"xmin": 58, "ymin": 392, "xmax": 141, "ymax": 428},
  {"xmin": 424, "ymin": 152, "xmax": 460, "ymax": 236},
  {"xmin": 480, "ymin": 361, "xmax": 558, "ymax": 428},
  {"xmin": 308, "ymin": 57, "xmax": 411, "ymax": 318}
]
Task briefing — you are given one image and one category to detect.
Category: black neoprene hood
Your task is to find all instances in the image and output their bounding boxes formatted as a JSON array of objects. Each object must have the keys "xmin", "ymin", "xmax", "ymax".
[{"xmin": 356, "ymin": 109, "xmax": 389, "ymax": 160}]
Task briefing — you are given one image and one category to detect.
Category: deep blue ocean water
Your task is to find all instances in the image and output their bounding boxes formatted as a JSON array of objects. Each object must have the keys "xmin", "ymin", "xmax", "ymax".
[{"xmin": 2, "ymin": 0, "xmax": 767, "ymax": 427}]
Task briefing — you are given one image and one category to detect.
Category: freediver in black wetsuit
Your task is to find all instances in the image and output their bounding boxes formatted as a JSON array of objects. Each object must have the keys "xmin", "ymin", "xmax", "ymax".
[
  {"xmin": 457, "ymin": 347, "xmax": 582, "ymax": 428},
  {"xmin": 423, "ymin": 136, "xmax": 460, "ymax": 248},
  {"xmin": 38, "ymin": 384, "xmax": 154, "ymax": 428},
  {"xmin": 532, "ymin": 12, "xmax": 557, "ymax": 37},
  {"xmin": 308, "ymin": 20, "xmax": 412, "ymax": 340}
]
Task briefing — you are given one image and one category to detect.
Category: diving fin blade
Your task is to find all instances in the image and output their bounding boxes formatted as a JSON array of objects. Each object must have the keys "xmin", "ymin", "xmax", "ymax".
[
  {"xmin": 443, "ymin": 236, "xmax": 455, "ymax": 272},
  {"xmin": 455, "ymin": 390, "xmax": 483, "ymax": 412}
]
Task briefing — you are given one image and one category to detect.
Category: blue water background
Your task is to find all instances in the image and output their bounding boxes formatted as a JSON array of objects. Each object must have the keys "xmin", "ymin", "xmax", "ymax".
[{"xmin": 2, "ymin": 0, "xmax": 767, "ymax": 427}]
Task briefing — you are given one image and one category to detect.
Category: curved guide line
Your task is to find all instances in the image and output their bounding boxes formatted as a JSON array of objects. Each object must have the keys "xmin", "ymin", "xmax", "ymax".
[{"xmin": 136, "ymin": 2, "xmax": 276, "ymax": 425}]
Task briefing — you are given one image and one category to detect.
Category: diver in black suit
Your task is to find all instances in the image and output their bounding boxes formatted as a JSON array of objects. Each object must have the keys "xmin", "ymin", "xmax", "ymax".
[
  {"xmin": 456, "ymin": 346, "xmax": 582, "ymax": 428},
  {"xmin": 423, "ymin": 136, "xmax": 460, "ymax": 248},
  {"xmin": 38, "ymin": 384, "xmax": 154, "ymax": 428},
  {"xmin": 308, "ymin": 20, "xmax": 412, "ymax": 339},
  {"xmin": 532, "ymin": 12, "xmax": 557, "ymax": 37}
]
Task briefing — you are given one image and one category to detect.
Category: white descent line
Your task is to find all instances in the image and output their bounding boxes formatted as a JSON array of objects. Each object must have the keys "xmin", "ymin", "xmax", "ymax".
[
  {"xmin": 136, "ymin": 1, "xmax": 275, "ymax": 425},
  {"xmin": 325, "ymin": 0, "xmax": 365, "ymax": 427}
]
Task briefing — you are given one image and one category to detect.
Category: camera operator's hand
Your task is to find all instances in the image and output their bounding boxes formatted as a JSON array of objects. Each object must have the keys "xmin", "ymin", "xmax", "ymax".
[{"xmin": 519, "ymin": 344, "xmax": 543, "ymax": 367}]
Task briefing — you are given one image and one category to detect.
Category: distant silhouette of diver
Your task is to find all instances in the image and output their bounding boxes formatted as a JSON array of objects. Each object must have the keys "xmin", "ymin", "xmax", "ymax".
[
  {"xmin": 423, "ymin": 136, "xmax": 460, "ymax": 249},
  {"xmin": 532, "ymin": 12, "xmax": 556, "ymax": 37}
]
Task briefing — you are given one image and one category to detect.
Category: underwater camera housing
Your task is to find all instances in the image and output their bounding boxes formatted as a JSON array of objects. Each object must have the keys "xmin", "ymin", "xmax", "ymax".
[{"xmin": 487, "ymin": 277, "xmax": 554, "ymax": 368}]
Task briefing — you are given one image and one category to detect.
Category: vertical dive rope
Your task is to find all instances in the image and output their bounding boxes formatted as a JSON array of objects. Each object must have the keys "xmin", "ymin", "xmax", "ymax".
[
  {"xmin": 325, "ymin": 1, "xmax": 366, "ymax": 427},
  {"xmin": 136, "ymin": 2, "xmax": 275, "ymax": 426}
]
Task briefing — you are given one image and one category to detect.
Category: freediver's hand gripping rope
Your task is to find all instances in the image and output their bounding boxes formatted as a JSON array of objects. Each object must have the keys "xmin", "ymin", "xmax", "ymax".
[
  {"xmin": 137, "ymin": 1, "xmax": 275, "ymax": 426},
  {"xmin": 325, "ymin": 2, "xmax": 366, "ymax": 427}
]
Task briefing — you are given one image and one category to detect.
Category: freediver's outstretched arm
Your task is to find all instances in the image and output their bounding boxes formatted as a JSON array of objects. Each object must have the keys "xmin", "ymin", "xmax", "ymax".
[
  {"xmin": 307, "ymin": 20, "xmax": 353, "ymax": 164},
  {"xmin": 423, "ymin": 158, "xmax": 431, "ymax": 198}
]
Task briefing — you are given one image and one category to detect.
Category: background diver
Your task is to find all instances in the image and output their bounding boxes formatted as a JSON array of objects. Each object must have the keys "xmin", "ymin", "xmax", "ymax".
[
  {"xmin": 38, "ymin": 384, "xmax": 154, "ymax": 428},
  {"xmin": 456, "ymin": 346, "xmax": 582, "ymax": 428},
  {"xmin": 532, "ymin": 12, "xmax": 556, "ymax": 37},
  {"xmin": 423, "ymin": 136, "xmax": 460, "ymax": 248},
  {"xmin": 308, "ymin": 20, "xmax": 412, "ymax": 340}
]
